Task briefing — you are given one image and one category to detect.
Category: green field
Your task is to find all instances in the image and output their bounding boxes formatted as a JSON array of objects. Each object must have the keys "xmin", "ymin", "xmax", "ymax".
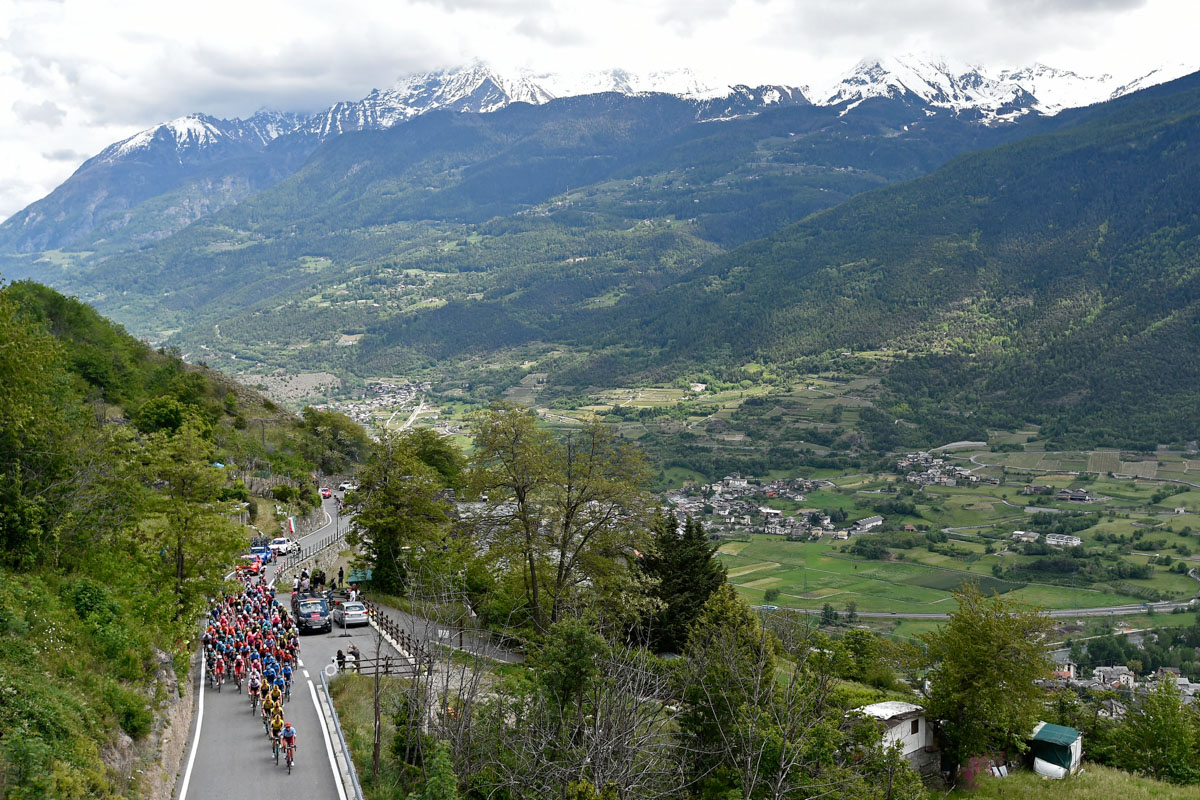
[{"xmin": 720, "ymin": 535, "xmax": 1154, "ymax": 613}]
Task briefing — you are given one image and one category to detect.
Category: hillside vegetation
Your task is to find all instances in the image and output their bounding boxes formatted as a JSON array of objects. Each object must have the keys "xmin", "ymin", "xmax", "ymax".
[
  {"xmin": 566, "ymin": 72, "xmax": 1200, "ymax": 448},
  {"xmin": 1, "ymin": 92, "xmax": 1026, "ymax": 380},
  {"xmin": 0, "ymin": 279, "xmax": 366, "ymax": 797}
]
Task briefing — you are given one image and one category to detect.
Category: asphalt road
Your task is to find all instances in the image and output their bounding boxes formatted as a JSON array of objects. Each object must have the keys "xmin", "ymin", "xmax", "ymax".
[{"xmin": 176, "ymin": 497, "xmax": 382, "ymax": 800}]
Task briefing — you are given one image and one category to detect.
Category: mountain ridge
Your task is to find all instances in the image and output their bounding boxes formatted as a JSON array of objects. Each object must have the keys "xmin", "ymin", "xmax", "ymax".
[{"xmin": 2, "ymin": 56, "xmax": 1192, "ymax": 255}]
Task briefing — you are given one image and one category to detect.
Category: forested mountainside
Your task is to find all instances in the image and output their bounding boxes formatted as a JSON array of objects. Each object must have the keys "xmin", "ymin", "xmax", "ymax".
[
  {"xmin": 1, "ymin": 90, "xmax": 1033, "ymax": 368},
  {"xmin": 555, "ymin": 71, "xmax": 1200, "ymax": 448},
  {"xmin": 0, "ymin": 279, "xmax": 368, "ymax": 796}
]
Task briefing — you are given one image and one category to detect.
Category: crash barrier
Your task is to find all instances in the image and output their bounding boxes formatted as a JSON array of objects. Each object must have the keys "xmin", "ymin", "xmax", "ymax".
[{"xmin": 317, "ymin": 669, "xmax": 366, "ymax": 800}]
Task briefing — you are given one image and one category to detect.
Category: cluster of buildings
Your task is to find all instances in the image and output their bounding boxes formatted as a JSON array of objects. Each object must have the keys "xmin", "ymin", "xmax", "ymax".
[
  {"xmin": 313, "ymin": 381, "xmax": 427, "ymax": 427},
  {"xmin": 1047, "ymin": 662, "xmax": 1200, "ymax": 708},
  {"xmin": 664, "ymin": 474, "xmax": 833, "ymax": 538},
  {"xmin": 896, "ymin": 452, "xmax": 991, "ymax": 487}
]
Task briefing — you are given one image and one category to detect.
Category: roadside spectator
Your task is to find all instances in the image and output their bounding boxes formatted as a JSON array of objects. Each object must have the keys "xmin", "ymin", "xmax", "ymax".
[
  {"xmin": 336, "ymin": 649, "xmax": 346, "ymax": 671},
  {"xmin": 348, "ymin": 644, "xmax": 361, "ymax": 673},
  {"xmin": 337, "ymin": 566, "xmax": 344, "ymax": 588}
]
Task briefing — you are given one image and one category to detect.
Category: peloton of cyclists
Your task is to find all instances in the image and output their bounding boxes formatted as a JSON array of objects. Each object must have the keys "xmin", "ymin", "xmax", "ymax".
[{"xmin": 205, "ymin": 575, "xmax": 303, "ymax": 771}]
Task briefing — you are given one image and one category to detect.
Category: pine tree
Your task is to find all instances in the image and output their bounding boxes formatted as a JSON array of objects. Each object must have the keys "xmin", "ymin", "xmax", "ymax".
[{"xmin": 642, "ymin": 513, "xmax": 727, "ymax": 652}]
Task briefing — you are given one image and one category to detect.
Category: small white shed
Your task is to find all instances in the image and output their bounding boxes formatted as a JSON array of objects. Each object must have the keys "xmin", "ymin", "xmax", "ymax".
[{"xmin": 857, "ymin": 701, "xmax": 938, "ymax": 775}]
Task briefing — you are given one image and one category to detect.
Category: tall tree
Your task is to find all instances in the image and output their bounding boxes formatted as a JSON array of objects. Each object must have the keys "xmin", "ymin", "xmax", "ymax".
[
  {"xmin": 920, "ymin": 583, "xmax": 1054, "ymax": 774},
  {"xmin": 469, "ymin": 404, "xmax": 652, "ymax": 632},
  {"xmin": 143, "ymin": 421, "xmax": 244, "ymax": 621},
  {"xmin": 641, "ymin": 513, "xmax": 726, "ymax": 652},
  {"xmin": 298, "ymin": 407, "xmax": 373, "ymax": 474},
  {"xmin": 346, "ymin": 431, "xmax": 454, "ymax": 594}
]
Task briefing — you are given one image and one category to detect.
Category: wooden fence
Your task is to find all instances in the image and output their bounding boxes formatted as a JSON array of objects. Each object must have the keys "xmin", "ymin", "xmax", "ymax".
[{"xmin": 361, "ymin": 601, "xmax": 431, "ymax": 665}]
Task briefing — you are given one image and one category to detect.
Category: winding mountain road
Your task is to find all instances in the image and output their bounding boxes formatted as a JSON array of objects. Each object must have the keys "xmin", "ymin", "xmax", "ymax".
[{"xmin": 175, "ymin": 497, "xmax": 384, "ymax": 800}]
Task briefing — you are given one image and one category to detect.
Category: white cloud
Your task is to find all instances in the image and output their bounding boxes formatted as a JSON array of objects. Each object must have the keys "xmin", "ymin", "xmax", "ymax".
[
  {"xmin": 0, "ymin": 0, "xmax": 1196, "ymax": 219},
  {"xmin": 12, "ymin": 98, "xmax": 65, "ymax": 125}
]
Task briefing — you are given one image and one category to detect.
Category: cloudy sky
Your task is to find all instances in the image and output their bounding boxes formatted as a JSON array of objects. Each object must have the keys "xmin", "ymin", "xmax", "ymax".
[{"xmin": 1, "ymin": 0, "xmax": 1196, "ymax": 219}]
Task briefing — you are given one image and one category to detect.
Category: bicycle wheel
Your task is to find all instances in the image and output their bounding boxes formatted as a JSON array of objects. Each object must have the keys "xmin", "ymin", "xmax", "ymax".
[
  {"xmin": 273, "ymin": 739, "xmax": 280, "ymax": 765},
  {"xmin": 287, "ymin": 748, "xmax": 293, "ymax": 775}
]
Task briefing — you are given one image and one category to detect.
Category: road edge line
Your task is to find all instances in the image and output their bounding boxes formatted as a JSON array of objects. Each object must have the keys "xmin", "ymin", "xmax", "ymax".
[
  {"xmin": 176, "ymin": 641, "xmax": 204, "ymax": 800},
  {"xmin": 309, "ymin": 679, "xmax": 349, "ymax": 800}
]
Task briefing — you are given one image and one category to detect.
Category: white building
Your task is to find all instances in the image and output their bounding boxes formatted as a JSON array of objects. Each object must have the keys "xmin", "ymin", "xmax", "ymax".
[
  {"xmin": 851, "ymin": 515, "xmax": 884, "ymax": 533},
  {"xmin": 1045, "ymin": 533, "xmax": 1082, "ymax": 547},
  {"xmin": 856, "ymin": 701, "xmax": 938, "ymax": 776}
]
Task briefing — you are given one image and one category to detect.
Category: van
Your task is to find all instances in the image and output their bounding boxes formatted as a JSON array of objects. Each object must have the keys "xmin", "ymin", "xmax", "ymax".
[{"xmin": 292, "ymin": 593, "xmax": 331, "ymax": 634}]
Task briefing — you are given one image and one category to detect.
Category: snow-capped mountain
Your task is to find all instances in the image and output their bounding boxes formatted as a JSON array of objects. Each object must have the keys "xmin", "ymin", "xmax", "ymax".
[
  {"xmin": 299, "ymin": 64, "xmax": 808, "ymax": 140},
  {"xmin": 95, "ymin": 110, "xmax": 307, "ymax": 165},
  {"xmin": 302, "ymin": 64, "xmax": 557, "ymax": 139},
  {"xmin": 814, "ymin": 54, "xmax": 1196, "ymax": 121},
  {"xmin": 3, "ymin": 57, "xmax": 1194, "ymax": 255}
]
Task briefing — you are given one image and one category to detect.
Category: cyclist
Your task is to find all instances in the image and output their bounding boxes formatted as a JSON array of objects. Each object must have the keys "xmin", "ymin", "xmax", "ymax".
[
  {"xmin": 213, "ymin": 654, "xmax": 226, "ymax": 689},
  {"xmin": 261, "ymin": 692, "xmax": 277, "ymax": 733},
  {"xmin": 281, "ymin": 721, "xmax": 298, "ymax": 768},
  {"xmin": 269, "ymin": 710, "xmax": 286, "ymax": 759},
  {"xmin": 233, "ymin": 652, "xmax": 246, "ymax": 684},
  {"xmin": 281, "ymin": 662, "xmax": 293, "ymax": 700},
  {"xmin": 247, "ymin": 673, "xmax": 261, "ymax": 710}
]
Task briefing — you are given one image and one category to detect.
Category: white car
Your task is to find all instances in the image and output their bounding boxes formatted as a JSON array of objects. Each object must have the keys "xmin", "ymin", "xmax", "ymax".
[
  {"xmin": 332, "ymin": 601, "xmax": 369, "ymax": 628},
  {"xmin": 268, "ymin": 536, "xmax": 301, "ymax": 555}
]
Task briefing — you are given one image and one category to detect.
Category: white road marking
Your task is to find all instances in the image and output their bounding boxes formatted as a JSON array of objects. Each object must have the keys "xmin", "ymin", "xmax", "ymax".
[
  {"xmin": 303, "ymin": 670, "xmax": 310, "ymax": 678},
  {"xmin": 177, "ymin": 642, "xmax": 205, "ymax": 800},
  {"xmin": 298, "ymin": 659, "xmax": 304, "ymax": 667},
  {"xmin": 308, "ymin": 679, "xmax": 348, "ymax": 800}
]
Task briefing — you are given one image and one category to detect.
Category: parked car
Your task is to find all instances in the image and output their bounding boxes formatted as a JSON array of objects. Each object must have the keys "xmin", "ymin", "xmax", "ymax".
[
  {"xmin": 292, "ymin": 593, "xmax": 332, "ymax": 634},
  {"xmin": 249, "ymin": 544, "xmax": 274, "ymax": 564},
  {"xmin": 269, "ymin": 537, "xmax": 300, "ymax": 555},
  {"xmin": 332, "ymin": 601, "xmax": 369, "ymax": 628},
  {"xmin": 320, "ymin": 487, "xmax": 332, "ymax": 499},
  {"xmin": 337, "ymin": 482, "xmax": 353, "ymax": 491},
  {"xmin": 235, "ymin": 555, "xmax": 263, "ymax": 576}
]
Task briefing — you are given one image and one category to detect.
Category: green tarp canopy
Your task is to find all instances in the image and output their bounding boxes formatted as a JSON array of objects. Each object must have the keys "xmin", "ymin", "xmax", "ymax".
[{"xmin": 1030, "ymin": 722, "xmax": 1081, "ymax": 770}]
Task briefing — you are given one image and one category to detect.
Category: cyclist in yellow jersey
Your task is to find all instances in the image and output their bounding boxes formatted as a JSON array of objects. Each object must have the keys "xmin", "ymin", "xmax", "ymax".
[
  {"xmin": 269, "ymin": 711, "xmax": 286, "ymax": 759},
  {"xmin": 261, "ymin": 693, "xmax": 277, "ymax": 731},
  {"xmin": 269, "ymin": 683, "xmax": 283, "ymax": 705}
]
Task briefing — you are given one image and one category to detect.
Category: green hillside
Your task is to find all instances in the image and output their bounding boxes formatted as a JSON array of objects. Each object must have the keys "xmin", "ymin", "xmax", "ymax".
[
  {"xmin": 3, "ymin": 93, "xmax": 1025, "ymax": 379},
  {"xmin": 563, "ymin": 72, "xmax": 1200, "ymax": 448},
  {"xmin": 0, "ymin": 279, "xmax": 368, "ymax": 796}
]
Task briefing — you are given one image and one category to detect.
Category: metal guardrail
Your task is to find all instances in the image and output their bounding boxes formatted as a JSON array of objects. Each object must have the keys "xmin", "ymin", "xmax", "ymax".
[
  {"xmin": 279, "ymin": 529, "xmax": 346, "ymax": 574},
  {"xmin": 319, "ymin": 668, "xmax": 366, "ymax": 800}
]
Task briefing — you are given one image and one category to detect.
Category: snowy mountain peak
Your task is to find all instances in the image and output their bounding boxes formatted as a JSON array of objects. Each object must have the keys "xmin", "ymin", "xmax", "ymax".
[
  {"xmin": 102, "ymin": 113, "xmax": 226, "ymax": 161},
  {"xmin": 817, "ymin": 53, "xmax": 1035, "ymax": 119},
  {"xmin": 817, "ymin": 54, "xmax": 1197, "ymax": 119},
  {"xmin": 97, "ymin": 111, "xmax": 306, "ymax": 164}
]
